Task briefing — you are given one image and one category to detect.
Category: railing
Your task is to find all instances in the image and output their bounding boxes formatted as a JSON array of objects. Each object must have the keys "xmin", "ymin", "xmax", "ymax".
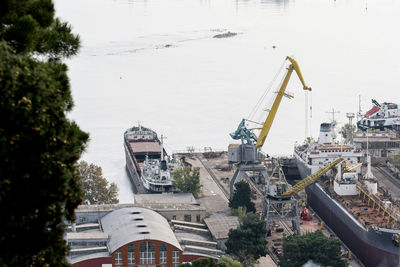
[{"xmin": 357, "ymin": 185, "xmax": 398, "ymax": 223}]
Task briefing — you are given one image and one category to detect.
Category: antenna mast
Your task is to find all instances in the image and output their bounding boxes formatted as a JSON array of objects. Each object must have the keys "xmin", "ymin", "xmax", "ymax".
[{"xmin": 326, "ymin": 108, "xmax": 340, "ymax": 141}]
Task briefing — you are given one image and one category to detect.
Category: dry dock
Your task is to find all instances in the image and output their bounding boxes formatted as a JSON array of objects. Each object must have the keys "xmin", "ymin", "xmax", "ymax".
[{"xmin": 177, "ymin": 151, "xmax": 362, "ymax": 266}]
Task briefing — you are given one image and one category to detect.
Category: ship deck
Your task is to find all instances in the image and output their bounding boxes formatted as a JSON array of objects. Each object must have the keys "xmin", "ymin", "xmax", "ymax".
[
  {"xmin": 322, "ymin": 181, "xmax": 400, "ymax": 231},
  {"xmin": 336, "ymin": 195, "xmax": 398, "ymax": 229},
  {"xmin": 128, "ymin": 140, "xmax": 161, "ymax": 155}
]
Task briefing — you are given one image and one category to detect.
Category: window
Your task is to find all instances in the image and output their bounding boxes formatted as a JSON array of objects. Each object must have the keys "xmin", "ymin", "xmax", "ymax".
[
  {"xmin": 115, "ymin": 250, "xmax": 123, "ymax": 266},
  {"xmin": 160, "ymin": 244, "xmax": 167, "ymax": 265},
  {"xmin": 184, "ymin": 214, "xmax": 191, "ymax": 222},
  {"xmin": 79, "ymin": 216, "xmax": 86, "ymax": 223},
  {"xmin": 128, "ymin": 244, "xmax": 135, "ymax": 266},
  {"xmin": 172, "ymin": 249, "xmax": 180, "ymax": 265},
  {"xmin": 172, "ymin": 215, "xmax": 176, "ymax": 220},
  {"xmin": 139, "ymin": 241, "xmax": 155, "ymax": 265},
  {"xmin": 196, "ymin": 214, "xmax": 201, "ymax": 223}
]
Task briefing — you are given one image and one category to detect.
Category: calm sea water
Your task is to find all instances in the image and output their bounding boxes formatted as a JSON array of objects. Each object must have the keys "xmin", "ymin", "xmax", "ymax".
[{"xmin": 54, "ymin": 0, "xmax": 400, "ymax": 203}]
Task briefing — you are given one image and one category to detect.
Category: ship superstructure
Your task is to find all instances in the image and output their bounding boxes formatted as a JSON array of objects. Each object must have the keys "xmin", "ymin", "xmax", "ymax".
[
  {"xmin": 357, "ymin": 99, "xmax": 400, "ymax": 132},
  {"xmin": 124, "ymin": 125, "xmax": 181, "ymax": 193},
  {"xmin": 294, "ymin": 122, "xmax": 400, "ymax": 267},
  {"xmin": 295, "ymin": 123, "xmax": 362, "ymax": 174}
]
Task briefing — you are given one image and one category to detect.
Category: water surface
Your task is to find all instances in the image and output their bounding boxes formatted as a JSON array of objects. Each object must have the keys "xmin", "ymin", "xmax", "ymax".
[{"xmin": 54, "ymin": 0, "xmax": 400, "ymax": 202}]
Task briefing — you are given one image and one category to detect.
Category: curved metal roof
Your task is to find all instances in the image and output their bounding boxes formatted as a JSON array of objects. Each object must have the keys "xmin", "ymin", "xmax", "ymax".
[{"xmin": 101, "ymin": 207, "xmax": 181, "ymax": 253}]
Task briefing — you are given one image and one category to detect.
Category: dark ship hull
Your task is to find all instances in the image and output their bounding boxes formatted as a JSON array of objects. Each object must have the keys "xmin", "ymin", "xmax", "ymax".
[
  {"xmin": 124, "ymin": 126, "xmax": 176, "ymax": 193},
  {"xmin": 124, "ymin": 140, "xmax": 147, "ymax": 194},
  {"xmin": 295, "ymin": 154, "xmax": 400, "ymax": 267}
]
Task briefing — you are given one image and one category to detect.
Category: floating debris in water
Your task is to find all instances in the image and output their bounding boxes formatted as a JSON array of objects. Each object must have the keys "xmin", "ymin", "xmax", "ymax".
[{"xmin": 213, "ymin": 32, "xmax": 237, "ymax": 38}]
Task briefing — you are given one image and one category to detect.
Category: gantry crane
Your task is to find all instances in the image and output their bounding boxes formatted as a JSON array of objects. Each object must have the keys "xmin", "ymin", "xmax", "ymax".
[
  {"xmin": 228, "ymin": 56, "xmax": 311, "ymax": 197},
  {"xmin": 263, "ymin": 157, "xmax": 344, "ymax": 235}
]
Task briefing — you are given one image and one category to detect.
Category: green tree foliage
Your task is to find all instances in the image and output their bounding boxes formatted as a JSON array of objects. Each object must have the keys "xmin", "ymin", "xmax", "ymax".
[
  {"xmin": 172, "ymin": 166, "xmax": 202, "ymax": 197},
  {"xmin": 389, "ymin": 155, "xmax": 400, "ymax": 169},
  {"xmin": 179, "ymin": 256, "xmax": 242, "ymax": 267},
  {"xmin": 78, "ymin": 161, "xmax": 119, "ymax": 205},
  {"xmin": 229, "ymin": 180, "xmax": 256, "ymax": 213},
  {"xmin": 217, "ymin": 256, "xmax": 242, "ymax": 267},
  {"xmin": 0, "ymin": 0, "xmax": 80, "ymax": 58},
  {"xmin": 280, "ymin": 230, "xmax": 347, "ymax": 267},
  {"xmin": 0, "ymin": 41, "xmax": 88, "ymax": 266},
  {"xmin": 339, "ymin": 123, "xmax": 357, "ymax": 141},
  {"xmin": 0, "ymin": 0, "xmax": 86, "ymax": 265},
  {"xmin": 226, "ymin": 213, "xmax": 268, "ymax": 266}
]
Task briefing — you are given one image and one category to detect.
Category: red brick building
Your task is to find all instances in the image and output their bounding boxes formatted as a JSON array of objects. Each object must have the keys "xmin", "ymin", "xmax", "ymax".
[{"xmin": 68, "ymin": 207, "xmax": 183, "ymax": 267}]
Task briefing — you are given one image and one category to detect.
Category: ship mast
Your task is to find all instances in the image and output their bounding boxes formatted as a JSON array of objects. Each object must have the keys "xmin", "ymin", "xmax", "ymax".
[
  {"xmin": 365, "ymin": 128, "xmax": 374, "ymax": 179},
  {"xmin": 160, "ymin": 134, "xmax": 165, "ymax": 161},
  {"xmin": 326, "ymin": 108, "xmax": 340, "ymax": 142}
]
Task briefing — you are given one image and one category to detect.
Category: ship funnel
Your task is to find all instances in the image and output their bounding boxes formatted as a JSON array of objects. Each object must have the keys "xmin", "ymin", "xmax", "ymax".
[{"xmin": 318, "ymin": 123, "xmax": 333, "ymax": 145}]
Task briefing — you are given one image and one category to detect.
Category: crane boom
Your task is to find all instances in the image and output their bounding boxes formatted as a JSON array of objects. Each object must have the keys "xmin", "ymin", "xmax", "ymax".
[
  {"xmin": 343, "ymin": 162, "xmax": 362, "ymax": 172},
  {"xmin": 255, "ymin": 56, "xmax": 312, "ymax": 148},
  {"xmin": 282, "ymin": 157, "xmax": 343, "ymax": 197}
]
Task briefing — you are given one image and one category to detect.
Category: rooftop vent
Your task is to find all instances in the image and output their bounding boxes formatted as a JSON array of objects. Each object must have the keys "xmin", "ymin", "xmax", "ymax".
[{"xmin": 131, "ymin": 211, "xmax": 141, "ymax": 215}]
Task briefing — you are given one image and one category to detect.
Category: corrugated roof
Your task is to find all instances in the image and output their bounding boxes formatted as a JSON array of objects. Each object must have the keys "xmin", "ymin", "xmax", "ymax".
[
  {"xmin": 66, "ymin": 232, "xmax": 109, "ymax": 240},
  {"xmin": 134, "ymin": 193, "xmax": 197, "ymax": 205},
  {"xmin": 101, "ymin": 207, "xmax": 181, "ymax": 253},
  {"xmin": 129, "ymin": 141, "xmax": 161, "ymax": 154},
  {"xmin": 204, "ymin": 214, "xmax": 239, "ymax": 240}
]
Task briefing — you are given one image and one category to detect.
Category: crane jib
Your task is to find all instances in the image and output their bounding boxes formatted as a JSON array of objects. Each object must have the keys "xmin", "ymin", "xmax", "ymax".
[{"xmin": 255, "ymin": 57, "xmax": 311, "ymax": 148}]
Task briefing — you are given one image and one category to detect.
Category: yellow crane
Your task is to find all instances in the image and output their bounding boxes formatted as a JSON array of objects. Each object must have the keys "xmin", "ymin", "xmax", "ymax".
[
  {"xmin": 256, "ymin": 56, "xmax": 312, "ymax": 148},
  {"xmin": 343, "ymin": 162, "xmax": 362, "ymax": 172},
  {"xmin": 229, "ymin": 56, "xmax": 312, "ymax": 199},
  {"xmin": 281, "ymin": 157, "xmax": 344, "ymax": 197},
  {"xmin": 230, "ymin": 56, "xmax": 311, "ymax": 149}
]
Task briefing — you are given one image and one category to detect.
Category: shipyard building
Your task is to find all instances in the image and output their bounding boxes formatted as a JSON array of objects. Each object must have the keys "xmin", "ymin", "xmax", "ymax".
[{"xmin": 65, "ymin": 193, "xmax": 232, "ymax": 266}]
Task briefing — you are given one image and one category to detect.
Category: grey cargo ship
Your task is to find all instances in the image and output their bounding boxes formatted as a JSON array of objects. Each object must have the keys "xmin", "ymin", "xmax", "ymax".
[
  {"xmin": 123, "ymin": 125, "xmax": 181, "ymax": 193},
  {"xmin": 294, "ymin": 123, "xmax": 400, "ymax": 267}
]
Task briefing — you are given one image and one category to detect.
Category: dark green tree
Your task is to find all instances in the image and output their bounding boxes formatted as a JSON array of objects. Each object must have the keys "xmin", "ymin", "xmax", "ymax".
[
  {"xmin": 0, "ymin": 0, "xmax": 86, "ymax": 265},
  {"xmin": 0, "ymin": 0, "xmax": 80, "ymax": 58},
  {"xmin": 280, "ymin": 230, "xmax": 347, "ymax": 267},
  {"xmin": 172, "ymin": 166, "xmax": 202, "ymax": 198},
  {"xmin": 229, "ymin": 180, "xmax": 256, "ymax": 213},
  {"xmin": 225, "ymin": 213, "xmax": 268, "ymax": 266},
  {"xmin": 78, "ymin": 161, "xmax": 119, "ymax": 205}
]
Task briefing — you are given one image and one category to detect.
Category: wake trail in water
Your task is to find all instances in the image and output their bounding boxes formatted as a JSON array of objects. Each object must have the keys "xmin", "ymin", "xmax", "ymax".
[{"xmin": 80, "ymin": 29, "xmax": 239, "ymax": 56}]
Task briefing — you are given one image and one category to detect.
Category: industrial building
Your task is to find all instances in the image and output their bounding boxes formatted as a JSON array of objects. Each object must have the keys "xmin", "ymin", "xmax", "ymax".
[
  {"xmin": 353, "ymin": 130, "xmax": 400, "ymax": 158},
  {"xmin": 67, "ymin": 206, "xmax": 183, "ymax": 267},
  {"xmin": 65, "ymin": 194, "xmax": 229, "ymax": 266}
]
